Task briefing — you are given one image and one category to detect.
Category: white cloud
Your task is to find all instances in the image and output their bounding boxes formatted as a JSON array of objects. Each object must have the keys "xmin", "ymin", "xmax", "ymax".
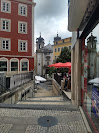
[{"xmin": 34, "ymin": 0, "xmax": 72, "ymax": 48}]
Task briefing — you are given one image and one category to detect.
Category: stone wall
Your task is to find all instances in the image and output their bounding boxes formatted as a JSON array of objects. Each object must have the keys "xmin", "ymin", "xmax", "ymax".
[
  {"xmin": 0, "ymin": 81, "xmax": 34, "ymax": 104},
  {"xmin": 52, "ymin": 79, "xmax": 62, "ymax": 96}
]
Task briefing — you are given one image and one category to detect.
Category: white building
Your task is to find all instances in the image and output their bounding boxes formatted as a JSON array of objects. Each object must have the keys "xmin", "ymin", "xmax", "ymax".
[{"xmin": 36, "ymin": 34, "xmax": 53, "ymax": 77}]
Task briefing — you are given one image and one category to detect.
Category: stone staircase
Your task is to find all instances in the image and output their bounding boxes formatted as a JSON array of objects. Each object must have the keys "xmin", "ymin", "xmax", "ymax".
[
  {"xmin": 17, "ymin": 96, "xmax": 71, "ymax": 106},
  {"xmin": 17, "ymin": 84, "xmax": 79, "ymax": 111},
  {"xmin": 17, "ymin": 82, "xmax": 71, "ymax": 106}
]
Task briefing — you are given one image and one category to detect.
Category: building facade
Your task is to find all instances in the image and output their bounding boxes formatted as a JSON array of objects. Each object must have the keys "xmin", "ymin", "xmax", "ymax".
[
  {"xmin": 68, "ymin": 0, "xmax": 99, "ymax": 132},
  {"xmin": 53, "ymin": 34, "xmax": 71, "ymax": 62},
  {"xmin": 0, "ymin": 0, "xmax": 36, "ymax": 75},
  {"xmin": 36, "ymin": 34, "xmax": 53, "ymax": 76}
]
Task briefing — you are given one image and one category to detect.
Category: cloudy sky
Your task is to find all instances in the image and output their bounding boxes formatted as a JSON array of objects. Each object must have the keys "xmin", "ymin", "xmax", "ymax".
[{"xmin": 34, "ymin": 0, "xmax": 72, "ymax": 46}]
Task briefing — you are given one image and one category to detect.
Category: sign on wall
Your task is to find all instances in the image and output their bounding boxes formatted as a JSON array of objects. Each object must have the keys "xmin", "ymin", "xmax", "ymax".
[{"xmin": 92, "ymin": 87, "xmax": 99, "ymax": 117}]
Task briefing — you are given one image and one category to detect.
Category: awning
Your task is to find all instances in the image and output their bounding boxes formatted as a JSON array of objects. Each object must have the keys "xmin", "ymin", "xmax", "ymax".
[
  {"xmin": 48, "ymin": 62, "xmax": 71, "ymax": 68},
  {"xmin": 48, "ymin": 62, "xmax": 64, "ymax": 68}
]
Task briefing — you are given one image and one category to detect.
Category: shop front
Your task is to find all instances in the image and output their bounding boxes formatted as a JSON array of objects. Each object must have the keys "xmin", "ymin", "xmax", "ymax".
[
  {"xmin": 68, "ymin": 0, "xmax": 99, "ymax": 132},
  {"xmin": 81, "ymin": 23, "xmax": 99, "ymax": 133}
]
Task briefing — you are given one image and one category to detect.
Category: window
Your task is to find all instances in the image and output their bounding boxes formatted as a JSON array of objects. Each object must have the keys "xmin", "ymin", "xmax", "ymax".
[
  {"xmin": 1, "ymin": 0, "xmax": 11, "ymax": 13},
  {"xmin": 63, "ymin": 40, "xmax": 64, "ymax": 43},
  {"xmin": 22, "ymin": 62, "xmax": 28, "ymax": 71},
  {"xmin": 18, "ymin": 40, "xmax": 27, "ymax": 52},
  {"xmin": 18, "ymin": 21, "xmax": 27, "ymax": 34},
  {"xmin": 69, "ymin": 46, "xmax": 71, "ymax": 50},
  {"xmin": 81, "ymin": 23, "xmax": 99, "ymax": 131},
  {"xmin": 11, "ymin": 61, "xmax": 18, "ymax": 71},
  {"xmin": 55, "ymin": 48, "xmax": 57, "ymax": 52},
  {"xmin": 19, "ymin": 4, "xmax": 27, "ymax": 16},
  {"xmin": 58, "ymin": 48, "xmax": 60, "ymax": 52},
  {"xmin": 47, "ymin": 61, "xmax": 49, "ymax": 65},
  {"xmin": 0, "ymin": 38, "xmax": 10, "ymax": 51},
  {"xmin": 0, "ymin": 61, "xmax": 7, "ymax": 71},
  {"xmin": 39, "ymin": 44, "xmax": 41, "ymax": 49},
  {"xmin": 1, "ymin": 18, "xmax": 11, "ymax": 32},
  {"xmin": 61, "ymin": 47, "xmax": 63, "ymax": 51}
]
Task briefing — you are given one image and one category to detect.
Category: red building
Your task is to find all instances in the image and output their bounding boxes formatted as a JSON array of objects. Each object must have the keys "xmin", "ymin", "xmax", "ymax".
[{"xmin": 0, "ymin": 0, "xmax": 36, "ymax": 75}]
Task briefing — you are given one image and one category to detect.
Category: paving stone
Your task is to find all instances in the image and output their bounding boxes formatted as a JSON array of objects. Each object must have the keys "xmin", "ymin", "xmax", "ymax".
[
  {"xmin": 0, "ymin": 82, "xmax": 88, "ymax": 133},
  {"xmin": 0, "ymin": 124, "xmax": 13, "ymax": 133}
]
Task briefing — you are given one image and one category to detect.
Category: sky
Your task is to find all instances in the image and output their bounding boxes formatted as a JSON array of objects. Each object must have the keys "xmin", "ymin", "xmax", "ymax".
[{"xmin": 34, "ymin": 0, "xmax": 72, "ymax": 46}]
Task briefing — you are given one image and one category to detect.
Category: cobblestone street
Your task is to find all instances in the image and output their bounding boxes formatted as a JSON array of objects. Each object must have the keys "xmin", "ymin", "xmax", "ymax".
[
  {"xmin": 0, "ymin": 108, "xmax": 87, "ymax": 133},
  {"xmin": 0, "ymin": 81, "xmax": 88, "ymax": 133}
]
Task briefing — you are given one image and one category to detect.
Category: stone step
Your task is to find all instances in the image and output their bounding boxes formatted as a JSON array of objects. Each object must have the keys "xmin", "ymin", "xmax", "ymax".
[
  {"xmin": 0, "ymin": 103, "xmax": 79, "ymax": 111},
  {"xmin": 27, "ymin": 96, "xmax": 64, "ymax": 101},
  {"xmin": 17, "ymin": 101, "xmax": 71, "ymax": 105},
  {"xmin": 21, "ymin": 100, "xmax": 64, "ymax": 102}
]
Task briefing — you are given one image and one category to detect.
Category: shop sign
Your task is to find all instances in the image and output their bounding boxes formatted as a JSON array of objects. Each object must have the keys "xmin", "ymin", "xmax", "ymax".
[{"xmin": 92, "ymin": 87, "xmax": 99, "ymax": 117}]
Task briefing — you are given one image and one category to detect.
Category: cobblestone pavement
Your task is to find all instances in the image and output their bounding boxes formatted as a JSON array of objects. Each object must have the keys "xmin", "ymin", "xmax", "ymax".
[
  {"xmin": 0, "ymin": 82, "xmax": 88, "ymax": 133},
  {"xmin": 0, "ymin": 108, "xmax": 87, "ymax": 133}
]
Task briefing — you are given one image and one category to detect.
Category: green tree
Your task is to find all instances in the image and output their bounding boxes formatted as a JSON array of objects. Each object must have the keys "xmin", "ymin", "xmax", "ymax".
[
  {"xmin": 56, "ymin": 47, "xmax": 71, "ymax": 63},
  {"xmin": 48, "ymin": 67, "xmax": 57, "ymax": 77}
]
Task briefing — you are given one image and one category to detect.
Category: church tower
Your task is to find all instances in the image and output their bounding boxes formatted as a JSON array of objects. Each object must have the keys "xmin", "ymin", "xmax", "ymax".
[
  {"xmin": 87, "ymin": 33, "xmax": 97, "ymax": 79},
  {"xmin": 36, "ymin": 33, "xmax": 45, "ymax": 50}
]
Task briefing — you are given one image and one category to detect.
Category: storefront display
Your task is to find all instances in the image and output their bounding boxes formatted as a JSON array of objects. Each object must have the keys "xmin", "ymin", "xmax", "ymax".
[{"xmin": 81, "ymin": 23, "xmax": 99, "ymax": 132}]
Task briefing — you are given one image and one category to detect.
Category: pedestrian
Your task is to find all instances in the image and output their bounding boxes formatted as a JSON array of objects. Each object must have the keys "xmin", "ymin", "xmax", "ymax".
[{"xmin": 64, "ymin": 74, "xmax": 68, "ymax": 91}]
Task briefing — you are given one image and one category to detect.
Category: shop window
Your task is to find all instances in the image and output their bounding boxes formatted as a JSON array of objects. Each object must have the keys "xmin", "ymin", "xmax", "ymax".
[
  {"xmin": 81, "ymin": 23, "xmax": 99, "ymax": 132},
  {"xmin": 0, "ymin": 61, "xmax": 7, "ymax": 71},
  {"xmin": 11, "ymin": 61, "xmax": 18, "ymax": 71},
  {"xmin": 22, "ymin": 62, "xmax": 28, "ymax": 71}
]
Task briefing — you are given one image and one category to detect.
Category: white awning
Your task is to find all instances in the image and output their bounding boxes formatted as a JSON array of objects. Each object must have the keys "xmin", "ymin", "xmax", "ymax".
[
  {"xmin": 88, "ymin": 78, "xmax": 99, "ymax": 84},
  {"xmin": 35, "ymin": 76, "xmax": 46, "ymax": 82}
]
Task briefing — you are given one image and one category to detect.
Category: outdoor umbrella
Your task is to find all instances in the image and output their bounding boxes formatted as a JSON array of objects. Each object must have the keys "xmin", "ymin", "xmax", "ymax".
[
  {"xmin": 48, "ymin": 62, "xmax": 63, "ymax": 68},
  {"xmin": 55, "ymin": 62, "xmax": 71, "ymax": 68}
]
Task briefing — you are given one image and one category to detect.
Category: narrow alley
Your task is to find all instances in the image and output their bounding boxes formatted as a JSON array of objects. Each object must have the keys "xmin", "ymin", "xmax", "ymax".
[{"xmin": 0, "ymin": 81, "xmax": 89, "ymax": 133}]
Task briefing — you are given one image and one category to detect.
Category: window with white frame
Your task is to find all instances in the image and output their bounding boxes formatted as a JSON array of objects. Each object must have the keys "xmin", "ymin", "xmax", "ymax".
[
  {"xmin": 11, "ymin": 61, "xmax": 18, "ymax": 71},
  {"xmin": 1, "ymin": 18, "xmax": 11, "ymax": 32},
  {"xmin": 0, "ymin": 61, "xmax": 7, "ymax": 71},
  {"xmin": 55, "ymin": 48, "xmax": 57, "ymax": 52},
  {"xmin": 58, "ymin": 47, "xmax": 60, "ymax": 52},
  {"xmin": 1, "ymin": 38, "xmax": 10, "ymax": 51},
  {"xmin": 21, "ymin": 62, "xmax": 28, "ymax": 71},
  {"xmin": 18, "ymin": 22, "xmax": 27, "ymax": 34},
  {"xmin": 18, "ymin": 40, "xmax": 27, "ymax": 52},
  {"xmin": 1, "ymin": 0, "xmax": 11, "ymax": 13},
  {"xmin": 19, "ymin": 4, "xmax": 27, "ymax": 16}
]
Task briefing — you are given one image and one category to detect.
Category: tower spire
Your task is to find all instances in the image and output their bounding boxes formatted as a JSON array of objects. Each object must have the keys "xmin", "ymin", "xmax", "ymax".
[
  {"xmin": 40, "ymin": 32, "xmax": 41, "ymax": 37},
  {"xmin": 57, "ymin": 31, "xmax": 58, "ymax": 37}
]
